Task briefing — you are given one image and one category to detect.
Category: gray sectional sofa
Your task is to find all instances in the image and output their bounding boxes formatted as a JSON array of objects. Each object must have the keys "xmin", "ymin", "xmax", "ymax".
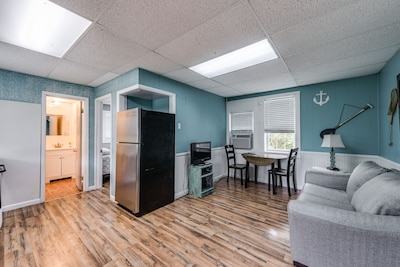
[{"xmin": 288, "ymin": 161, "xmax": 400, "ymax": 267}]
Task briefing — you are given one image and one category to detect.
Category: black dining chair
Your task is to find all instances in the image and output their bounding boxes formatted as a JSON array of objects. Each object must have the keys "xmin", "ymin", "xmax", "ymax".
[
  {"xmin": 268, "ymin": 148, "xmax": 299, "ymax": 196},
  {"xmin": 224, "ymin": 145, "xmax": 247, "ymax": 185}
]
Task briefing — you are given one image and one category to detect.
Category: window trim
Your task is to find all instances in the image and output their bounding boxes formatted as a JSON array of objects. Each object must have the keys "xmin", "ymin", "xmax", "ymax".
[{"xmin": 263, "ymin": 91, "xmax": 300, "ymax": 153}]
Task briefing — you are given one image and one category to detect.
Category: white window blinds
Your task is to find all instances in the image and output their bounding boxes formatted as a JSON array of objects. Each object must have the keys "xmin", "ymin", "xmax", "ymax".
[
  {"xmin": 264, "ymin": 96, "xmax": 295, "ymax": 133},
  {"xmin": 230, "ymin": 112, "xmax": 253, "ymax": 131}
]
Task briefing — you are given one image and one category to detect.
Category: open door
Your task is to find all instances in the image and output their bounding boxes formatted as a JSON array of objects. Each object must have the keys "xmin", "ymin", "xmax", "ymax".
[{"xmin": 75, "ymin": 101, "xmax": 83, "ymax": 191}]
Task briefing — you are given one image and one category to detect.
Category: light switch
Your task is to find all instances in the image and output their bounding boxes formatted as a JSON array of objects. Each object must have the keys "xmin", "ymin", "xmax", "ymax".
[{"xmin": 178, "ymin": 122, "xmax": 181, "ymax": 129}]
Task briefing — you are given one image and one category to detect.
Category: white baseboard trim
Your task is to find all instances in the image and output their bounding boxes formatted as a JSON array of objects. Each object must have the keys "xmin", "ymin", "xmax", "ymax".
[
  {"xmin": 175, "ymin": 190, "xmax": 188, "ymax": 199},
  {"xmin": 6, "ymin": 151, "xmax": 399, "ymax": 212},
  {"xmin": 86, "ymin": 185, "xmax": 96, "ymax": 191},
  {"xmin": 2, "ymin": 198, "xmax": 41, "ymax": 212}
]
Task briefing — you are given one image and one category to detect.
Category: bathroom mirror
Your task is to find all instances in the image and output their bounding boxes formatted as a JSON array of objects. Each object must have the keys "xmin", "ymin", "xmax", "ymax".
[{"xmin": 46, "ymin": 114, "xmax": 69, "ymax": 136}]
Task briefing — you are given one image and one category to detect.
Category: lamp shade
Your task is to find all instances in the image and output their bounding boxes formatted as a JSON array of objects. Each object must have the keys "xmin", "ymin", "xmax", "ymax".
[{"xmin": 321, "ymin": 134, "xmax": 345, "ymax": 148}]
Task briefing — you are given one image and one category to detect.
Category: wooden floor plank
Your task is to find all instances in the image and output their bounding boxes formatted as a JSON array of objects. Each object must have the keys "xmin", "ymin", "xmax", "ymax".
[{"xmin": 2, "ymin": 178, "xmax": 298, "ymax": 266}]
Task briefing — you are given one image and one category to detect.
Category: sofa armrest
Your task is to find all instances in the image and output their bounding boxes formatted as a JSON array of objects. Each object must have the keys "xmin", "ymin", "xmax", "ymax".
[
  {"xmin": 305, "ymin": 167, "xmax": 351, "ymax": 190},
  {"xmin": 288, "ymin": 200, "xmax": 400, "ymax": 267}
]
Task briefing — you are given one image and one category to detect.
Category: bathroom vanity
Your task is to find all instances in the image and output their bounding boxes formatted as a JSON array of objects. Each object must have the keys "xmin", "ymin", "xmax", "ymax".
[{"xmin": 46, "ymin": 149, "xmax": 76, "ymax": 183}]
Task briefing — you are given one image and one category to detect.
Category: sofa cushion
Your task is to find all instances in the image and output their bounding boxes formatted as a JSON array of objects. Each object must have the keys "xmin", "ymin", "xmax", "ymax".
[
  {"xmin": 297, "ymin": 192, "xmax": 355, "ymax": 211},
  {"xmin": 351, "ymin": 171, "xmax": 400, "ymax": 215},
  {"xmin": 302, "ymin": 183, "xmax": 350, "ymax": 204},
  {"xmin": 346, "ymin": 161, "xmax": 389, "ymax": 198}
]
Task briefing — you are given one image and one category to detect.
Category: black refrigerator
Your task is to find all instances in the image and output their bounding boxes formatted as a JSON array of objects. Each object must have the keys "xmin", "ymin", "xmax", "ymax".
[{"xmin": 115, "ymin": 108, "xmax": 175, "ymax": 216}]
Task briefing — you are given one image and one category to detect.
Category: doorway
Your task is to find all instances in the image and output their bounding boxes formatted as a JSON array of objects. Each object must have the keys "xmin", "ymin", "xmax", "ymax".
[
  {"xmin": 94, "ymin": 94, "xmax": 112, "ymax": 196},
  {"xmin": 41, "ymin": 92, "xmax": 89, "ymax": 202},
  {"xmin": 94, "ymin": 85, "xmax": 176, "ymax": 201}
]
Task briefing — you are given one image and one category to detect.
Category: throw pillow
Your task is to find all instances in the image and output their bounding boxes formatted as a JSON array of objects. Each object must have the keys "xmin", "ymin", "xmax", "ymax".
[
  {"xmin": 351, "ymin": 171, "xmax": 400, "ymax": 215},
  {"xmin": 346, "ymin": 161, "xmax": 388, "ymax": 198}
]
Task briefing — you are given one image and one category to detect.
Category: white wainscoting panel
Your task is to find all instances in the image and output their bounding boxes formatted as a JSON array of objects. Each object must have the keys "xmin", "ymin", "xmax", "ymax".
[
  {"xmin": 226, "ymin": 150, "xmax": 388, "ymax": 190},
  {"xmin": 298, "ymin": 151, "xmax": 383, "ymax": 189},
  {"xmin": 174, "ymin": 147, "xmax": 226, "ymax": 199}
]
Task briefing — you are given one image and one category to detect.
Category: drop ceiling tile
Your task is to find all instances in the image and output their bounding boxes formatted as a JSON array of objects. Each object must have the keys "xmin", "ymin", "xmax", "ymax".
[
  {"xmin": 290, "ymin": 46, "xmax": 398, "ymax": 79},
  {"xmin": 249, "ymin": 0, "xmax": 353, "ymax": 34},
  {"xmin": 187, "ymin": 79, "xmax": 222, "ymax": 90},
  {"xmin": 98, "ymin": 0, "xmax": 240, "ymax": 50},
  {"xmin": 0, "ymin": 41, "xmax": 59, "ymax": 77},
  {"xmin": 205, "ymin": 85, "xmax": 243, "ymax": 97},
  {"xmin": 0, "ymin": 0, "xmax": 399, "ymax": 98},
  {"xmin": 212, "ymin": 58, "xmax": 290, "ymax": 85},
  {"xmin": 296, "ymin": 63, "xmax": 386, "ymax": 86},
  {"xmin": 66, "ymin": 24, "xmax": 149, "ymax": 72},
  {"xmin": 163, "ymin": 68, "xmax": 205, "ymax": 84},
  {"xmin": 48, "ymin": 60, "xmax": 106, "ymax": 85},
  {"xmin": 113, "ymin": 52, "xmax": 182, "ymax": 75},
  {"xmin": 156, "ymin": 1, "xmax": 265, "ymax": 67},
  {"xmin": 284, "ymin": 23, "xmax": 400, "ymax": 71},
  {"xmin": 50, "ymin": 0, "xmax": 113, "ymax": 21},
  {"xmin": 230, "ymin": 73, "xmax": 297, "ymax": 92},
  {"xmin": 272, "ymin": 0, "xmax": 400, "ymax": 58},
  {"xmin": 88, "ymin": 72, "xmax": 119, "ymax": 87}
]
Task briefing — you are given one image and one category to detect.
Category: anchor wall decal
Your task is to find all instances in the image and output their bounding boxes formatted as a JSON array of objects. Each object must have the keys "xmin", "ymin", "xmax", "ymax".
[{"xmin": 313, "ymin": 90, "xmax": 330, "ymax": 106}]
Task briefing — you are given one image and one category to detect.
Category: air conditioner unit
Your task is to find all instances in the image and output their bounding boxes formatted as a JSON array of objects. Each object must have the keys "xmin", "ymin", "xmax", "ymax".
[{"xmin": 231, "ymin": 130, "xmax": 253, "ymax": 149}]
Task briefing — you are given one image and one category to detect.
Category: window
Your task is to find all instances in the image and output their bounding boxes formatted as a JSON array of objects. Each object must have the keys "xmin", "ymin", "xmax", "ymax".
[
  {"xmin": 230, "ymin": 112, "xmax": 253, "ymax": 132},
  {"xmin": 229, "ymin": 112, "xmax": 254, "ymax": 149},
  {"xmin": 102, "ymin": 106, "xmax": 111, "ymax": 143},
  {"xmin": 264, "ymin": 94, "xmax": 298, "ymax": 152}
]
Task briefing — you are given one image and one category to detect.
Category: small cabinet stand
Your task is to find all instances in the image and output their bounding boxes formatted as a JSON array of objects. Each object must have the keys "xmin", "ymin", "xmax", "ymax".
[{"xmin": 189, "ymin": 163, "xmax": 214, "ymax": 198}]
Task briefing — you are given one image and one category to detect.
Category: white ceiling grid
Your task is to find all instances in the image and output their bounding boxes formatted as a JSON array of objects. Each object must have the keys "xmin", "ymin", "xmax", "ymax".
[{"xmin": 0, "ymin": 0, "xmax": 398, "ymax": 97}]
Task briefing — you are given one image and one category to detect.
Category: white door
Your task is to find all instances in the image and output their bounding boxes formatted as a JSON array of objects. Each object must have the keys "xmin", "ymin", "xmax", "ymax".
[{"xmin": 75, "ymin": 101, "xmax": 83, "ymax": 190}]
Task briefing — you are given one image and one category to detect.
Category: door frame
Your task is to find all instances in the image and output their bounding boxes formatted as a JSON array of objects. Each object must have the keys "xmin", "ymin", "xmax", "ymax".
[
  {"xmin": 40, "ymin": 92, "xmax": 90, "ymax": 202},
  {"xmin": 94, "ymin": 94, "xmax": 112, "ymax": 193},
  {"xmin": 103, "ymin": 84, "xmax": 175, "ymax": 200}
]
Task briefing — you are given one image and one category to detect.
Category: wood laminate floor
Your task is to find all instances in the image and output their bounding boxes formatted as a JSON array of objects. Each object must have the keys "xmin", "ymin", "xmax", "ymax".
[
  {"xmin": 45, "ymin": 177, "xmax": 81, "ymax": 201},
  {"xmin": 1, "ymin": 178, "xmax": 298, "ymax": 267}
]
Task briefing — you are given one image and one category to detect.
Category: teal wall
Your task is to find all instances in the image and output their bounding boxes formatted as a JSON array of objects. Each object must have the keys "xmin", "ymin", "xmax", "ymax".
[
  {"xmin": 126, "ymin": 96, "xmax": 170, "ymax": 113},
  {"xmin": 127, "ymin": 96, "xmax": 153, "ymax": 110},
  {"xmin": 153, "ymin": 97, "xmax": 169, "ymax": 113},
  {"xmin": 0, "ymin": 69, "xmax": 93, "ymax": 104},
  {"xmin": 94, "ymin": 68, "xmax": 139, "ymax": 97},
  {"xmin": 379, "ymin": 50, "xmax": 400, "ymax": 163},
  {"xmin": 228, "ymin": 74, "xmax": 379, "ymax": 155},
  {"xmin": 95, "ymin": 68, "xmax": 226, "ymax": 153},
  {"xmin": 137, "ymin": 69, "xmax": 226, "ymax": 153},
  {"xmin": 0, "ymin": 69, "xmax": 96, "ymax": 184}
]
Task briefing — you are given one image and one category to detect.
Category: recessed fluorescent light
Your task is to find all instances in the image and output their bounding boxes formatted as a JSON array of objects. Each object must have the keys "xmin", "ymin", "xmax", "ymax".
[
  {"xmin": 0, "ymin": 0, "xmax": 92, "ymax": 58},
  {"xmin": 189, "ymin": 39, "xmax": 278, "ymax": 78}
]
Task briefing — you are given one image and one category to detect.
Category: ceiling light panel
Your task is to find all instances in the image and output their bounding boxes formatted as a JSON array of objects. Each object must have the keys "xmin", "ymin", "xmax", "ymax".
[
  {"xmin": 189, "ymin": 39, "xmax": 278, "ymax": 78},
  {"xmin": 0, "ymin": 0, "xmax": 92, "ymax": 58}
]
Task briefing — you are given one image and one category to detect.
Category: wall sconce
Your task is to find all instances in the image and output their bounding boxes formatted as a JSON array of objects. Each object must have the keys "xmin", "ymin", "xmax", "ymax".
[{"xmin": 321, "ymin": 134, "xmax": 345, "ymax": 171}]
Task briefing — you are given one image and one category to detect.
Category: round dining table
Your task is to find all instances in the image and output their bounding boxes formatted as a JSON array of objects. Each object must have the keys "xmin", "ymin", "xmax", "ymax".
[{"xmin": 242, "ymin": 153, "xmax": 287, "ymax": 194}]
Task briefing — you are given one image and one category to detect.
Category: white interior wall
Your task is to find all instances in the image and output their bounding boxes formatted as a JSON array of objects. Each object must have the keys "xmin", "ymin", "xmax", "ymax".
[
  {"xmin": 226, "ymin": 92, "xmax": 301, "ymax": 155},
  {"xmin": 0, "ymin": 100, "xmax": 41, "ymax": 210}
]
